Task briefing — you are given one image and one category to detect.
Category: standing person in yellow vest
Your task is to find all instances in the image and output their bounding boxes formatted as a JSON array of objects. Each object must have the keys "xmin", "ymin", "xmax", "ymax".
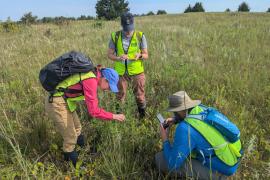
[
  {"xmin": 45, "ymin": 66, "xmax": 125, "ymax": 166},
  {"xmin": 107, "ymin": 12, "xmax": 149, "ymax": 118},
  {"xmin": 156, "ymin": 91, "xmax": 242, "ymax": 179}
]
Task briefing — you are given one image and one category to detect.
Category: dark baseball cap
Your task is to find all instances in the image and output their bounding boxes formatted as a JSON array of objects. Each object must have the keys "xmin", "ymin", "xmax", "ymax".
[{"xmin": 121, "ymin": 12, "xmax": 134, "ymax": 32}]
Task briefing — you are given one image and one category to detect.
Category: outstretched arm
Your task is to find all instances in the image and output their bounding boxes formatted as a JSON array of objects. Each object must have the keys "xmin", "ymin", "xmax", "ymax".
[{"xmin": 162, "ymin": 123, "xmax": 196, "ymax": 171}]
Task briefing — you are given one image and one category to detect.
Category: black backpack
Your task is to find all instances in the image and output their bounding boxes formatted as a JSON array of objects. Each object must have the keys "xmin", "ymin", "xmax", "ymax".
[{"xmin": 39, "ymin": 51, "xmax": 95, "ymax": 94}]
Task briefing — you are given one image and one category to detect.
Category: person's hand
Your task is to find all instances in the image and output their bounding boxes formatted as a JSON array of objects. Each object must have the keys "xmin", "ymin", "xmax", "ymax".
[
  {"xmin": 113, "ymin": 114, "xmax": 125, "ymax": 122},
  {"xmin": 119, "ymin": 54, "xmax": 128, "ymax": 61},
  {"xmin": 165, "ymin": 117, "xmax": 175, "ymax": 127},
  {"xmin": 160, "ymin": 124, "xmax": 168, "ymax": 142},
  {"xmin": 135, "ymin": 53, "xmax": 142, "ymax": 60}
]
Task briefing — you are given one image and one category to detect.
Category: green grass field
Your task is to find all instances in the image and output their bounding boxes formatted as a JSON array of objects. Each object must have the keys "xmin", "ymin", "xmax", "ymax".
[{"xmin": 0, "ymin": 13, "xmax": 270, "ymax": 179}]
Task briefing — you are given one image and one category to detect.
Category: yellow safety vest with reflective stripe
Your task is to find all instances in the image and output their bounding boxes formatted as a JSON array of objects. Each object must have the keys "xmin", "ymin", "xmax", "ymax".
[
  {"xmin": 53, "ymin": 71, "xmax": 96, "ymax": 112},
  {"xmin": 185, "ymin": 106, "xmax": 242, "ymax": 166},
  {"xmin": 111, "ymin": 31, "xmax": 144, "ymax": 75}
]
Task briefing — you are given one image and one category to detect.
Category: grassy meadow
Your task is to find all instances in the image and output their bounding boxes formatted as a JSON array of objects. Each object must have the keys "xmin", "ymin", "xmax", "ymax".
[{"xmin": 0, "ymin": 13, "xmax": 270, "ymax": 179}]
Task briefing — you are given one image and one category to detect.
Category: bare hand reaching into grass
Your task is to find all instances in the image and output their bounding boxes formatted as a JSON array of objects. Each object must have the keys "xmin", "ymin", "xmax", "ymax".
[{"xmin": 113, "ymin": 114, "xmax": 125, "ymax": 122}]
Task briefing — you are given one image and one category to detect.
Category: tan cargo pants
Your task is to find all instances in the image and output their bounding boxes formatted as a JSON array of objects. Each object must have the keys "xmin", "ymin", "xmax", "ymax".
[
  {"xmin": 117, "ymin": 72, "xmax": 146, "ymax": 108},
  {"xmin": 45, "ymin": 96, "xmax": 81, "ymax": 152}
]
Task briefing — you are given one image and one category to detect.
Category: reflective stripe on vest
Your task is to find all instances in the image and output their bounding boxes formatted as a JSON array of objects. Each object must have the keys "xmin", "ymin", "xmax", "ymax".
[
  {"xmin": 112, "ymin": 31, "xmax": 144, "ymax": 75},
  {"xmin": 53, "ymin": 71, "xmax": 96, "ymax": 112},
  {"xmin": 185, "ymin": 106, "xmax": 242, "ymax": 166}
]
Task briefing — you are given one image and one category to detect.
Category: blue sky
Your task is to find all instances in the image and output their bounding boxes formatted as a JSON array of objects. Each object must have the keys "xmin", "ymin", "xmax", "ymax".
[{"xmin": 1, "ymin": 0, "xmax": 270, "ymax": 21}]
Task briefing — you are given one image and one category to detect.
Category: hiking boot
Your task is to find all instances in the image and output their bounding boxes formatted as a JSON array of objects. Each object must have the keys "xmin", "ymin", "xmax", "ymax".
[
  {"xmin": 138, "ymin": 106, "xmax": 146, "ymax": 119},
  {"xmin": 77, "ymin": 134, "xmax": 85, "ymax": 147},
  {"xmin": 64, "ymin": 151, "xmax": 78, "ymax": 167}
]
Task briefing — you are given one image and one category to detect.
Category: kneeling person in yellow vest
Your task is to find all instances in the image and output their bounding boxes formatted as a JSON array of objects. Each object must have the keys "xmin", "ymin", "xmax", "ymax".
[
  {"xmin": 156, "ymin": 91, "xmax": 242, "ymax": 179},
  {"xmin": 107, "ymin": 12, "xmax": 149, "ymax": 118},
  {"xmin": 45, "ymin": 68, "xmax": 125, "ymax": 166}
]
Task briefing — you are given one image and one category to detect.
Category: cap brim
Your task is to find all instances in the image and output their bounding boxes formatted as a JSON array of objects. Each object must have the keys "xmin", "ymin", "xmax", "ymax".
[
  {"xmin": 109, "ymin": 83, "xmax": 119, "ymax": 93},
  {"xmin": 166, "ymin": 100, "xmax": 201, "ymax": 112},
  {"xmin": 123, "ymin": 24, "xmax": 134, "ymax": 32}
]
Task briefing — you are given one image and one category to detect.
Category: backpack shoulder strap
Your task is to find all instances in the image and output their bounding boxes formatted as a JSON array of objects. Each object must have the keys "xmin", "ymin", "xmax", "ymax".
[
  {"xmin": 187, "ymin": 114, "xmax": 204, "ymax": 120},
  {"xmin": 186, "ymin": 105, "xmax": 209, "ymax": 120}
]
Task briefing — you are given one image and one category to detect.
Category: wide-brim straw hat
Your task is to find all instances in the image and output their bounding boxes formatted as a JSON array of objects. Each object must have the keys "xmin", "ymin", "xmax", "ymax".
[{"xmin": 166, "ymin": 91, "xmax": 201, "ymax": 112}]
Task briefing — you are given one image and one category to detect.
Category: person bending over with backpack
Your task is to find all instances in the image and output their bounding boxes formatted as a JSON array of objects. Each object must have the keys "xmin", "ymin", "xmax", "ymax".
[
  {"xmin": 107, "ymin": 12, "xmax": 148, "ymax": 118},
  {"xmin": 41, "ymin": 51, "xmax": 125, "ymax": 166},
  {"xmin": 156, "ymin": 91, "xmax": 242, "ymax": 179}
]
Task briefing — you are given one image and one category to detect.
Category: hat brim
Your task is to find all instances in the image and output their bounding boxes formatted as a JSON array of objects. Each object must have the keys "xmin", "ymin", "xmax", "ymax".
[
  {"xmin": 123, "ymin": 24, "xmax": 134, "ymax": 32},
  {"xmin": 109, "ymin": 83, "xmax": 119, "ymax": 93},
  {"xmin": 166, "ymin": 100, "xmax": 201, "ymax": 112}
]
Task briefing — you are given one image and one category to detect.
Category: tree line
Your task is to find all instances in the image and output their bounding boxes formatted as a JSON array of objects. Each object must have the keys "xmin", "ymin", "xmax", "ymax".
[{"xmin": 2, "ymin": 1, "xmax": 270, "ymax": 25}]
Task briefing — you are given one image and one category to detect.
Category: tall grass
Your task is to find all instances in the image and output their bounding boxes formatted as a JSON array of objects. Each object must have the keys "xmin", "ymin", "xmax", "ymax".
[{"xmin": 0, "ymin": 13, "xmax": 269, "ymax": 179}]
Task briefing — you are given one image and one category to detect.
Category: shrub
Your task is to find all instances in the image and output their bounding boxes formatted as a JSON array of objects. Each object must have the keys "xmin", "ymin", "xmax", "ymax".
[
  {"xmin": 157, "ymin": 10, "xmax": 167, "ymax": 15},
  {"xmin": 77, "ymin": 15, "xmax": 94, "ymax": 21},
  {"xmin": 2, "ymin": 18, "xmax": 20, "ymax": 33},
  {"xmin": 93, "ymin": 21, "xmax": 104, "ymax": 29},
  {"xmin": 54, "ymin": 16, "xmax": 71, "ymax": 26},
  {"xmin": 41, "ymin": 17, "xmax": 54, "ymax": 23},
  {"xmin": 20, "ymin": 12, "xmax": 38, "ymax": 25},
  {"xmin": 146, "ymin": 11, "xmax": 155, "ymax": 16},
  {"xmin": 44, "ymin": 29, "xmax": 52, "ymax": 37}
]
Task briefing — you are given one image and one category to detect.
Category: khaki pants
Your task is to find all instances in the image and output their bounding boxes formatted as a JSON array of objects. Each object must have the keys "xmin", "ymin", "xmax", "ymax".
[
  {"xmin": 45, "ymin": 96, "xmax": 81, "ymax": 152},
  {"xmin": 117, "ymin": 72, "xmax": 146, "ymax": 108},
  {"xmin": 155, "ymin": 152, "xmax": 227, "ymax": 180}
]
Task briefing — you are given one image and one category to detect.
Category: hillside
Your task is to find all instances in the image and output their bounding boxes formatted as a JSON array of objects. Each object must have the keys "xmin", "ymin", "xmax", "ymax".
[{"xmin": 0, "ymin": 13, "xmax": 270, "ymax": 179}]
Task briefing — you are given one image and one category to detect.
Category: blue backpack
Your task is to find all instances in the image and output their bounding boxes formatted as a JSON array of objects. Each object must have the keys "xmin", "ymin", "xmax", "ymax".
[{"xmin": 188, "ymin": 105, "xmax": 240, "ymax": 143}]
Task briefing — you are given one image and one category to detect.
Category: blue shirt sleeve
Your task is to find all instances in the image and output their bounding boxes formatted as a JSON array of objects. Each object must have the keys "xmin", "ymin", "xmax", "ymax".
[{"xmin": 163, "ymin": 123, "xmax": 196, "ymax": 171}]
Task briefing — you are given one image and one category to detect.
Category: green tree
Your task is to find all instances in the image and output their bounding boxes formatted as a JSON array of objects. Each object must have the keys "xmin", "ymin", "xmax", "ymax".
[
  {"xmin": 77, "ymin": 15, "xmax": 94, "ymax": 20},
  {"xmin": 267, "ymin": 8, "xmax": 270, "ymax": 12},
  {"xmin": 225, "ymin": 8, "xmax": 231, "ymax": 12},
  {"xmin": 184, "ymin": 3, "xmax": 205, "ymax": 13},
  {"xmin": 20, "ymin": 12, "xmax": 38, "ymax": 25},
  {"xmin": 157, "ymin": 10, "xmax": 167, "ymax": 15},
  {"xmin": 192, "ymin": 2, "xmax": 205, "ymax": 12},
  {"xmin": 146, "ymin": 11, "xmax": 155, "ymax": 16},
  {"xmin": 95, "ymin": 0, "xmax": 129, "ymax": 20},
  {"xmin": 184, "ymin": 4, "xmax": 192, "ymax": 13},
  {"xmin": 41, "ymin": 17, "xmax": 53, "ymax": 23},
  {"xmin": 238, "ymin": 2, "xmax": 250, "ymax": 12},
  {"xmin": 78, "ymin": 15, "xmax": 87, "ymax": 20}
]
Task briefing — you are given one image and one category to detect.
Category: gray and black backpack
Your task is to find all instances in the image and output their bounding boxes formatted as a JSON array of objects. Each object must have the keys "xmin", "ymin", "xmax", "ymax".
[{"xmin": 39, "ymin": 51, "xmax": 95, "ymax": 94}]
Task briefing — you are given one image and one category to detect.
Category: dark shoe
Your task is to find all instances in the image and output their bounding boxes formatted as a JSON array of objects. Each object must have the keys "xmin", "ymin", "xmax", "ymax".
[
  {"xmin": 77, "ymin": 134, "xmax": 85, "ymax": 147},
  {"xmin": 138, "ymin": 107, "xmax": 146, "ymax": 119},
  {"xmin": 64, "ymin": 151, "xmax": 78, "ymax": 167}
]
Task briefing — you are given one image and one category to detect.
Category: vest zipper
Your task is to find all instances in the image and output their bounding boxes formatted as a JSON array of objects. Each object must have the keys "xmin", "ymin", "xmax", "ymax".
[
  {"xmin": 122, "ymin": 31, "xmax": 135, "ymax": 75},
  {"xmin": 125, "ymin": 59, "xmax": 128, "ymax": 75}
]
